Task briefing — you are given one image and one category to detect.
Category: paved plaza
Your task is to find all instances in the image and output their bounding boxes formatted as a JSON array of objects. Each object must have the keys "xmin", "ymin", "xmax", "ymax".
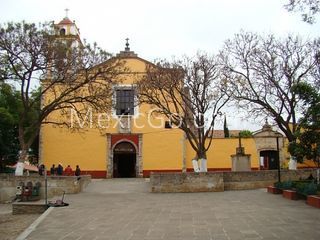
[{"xmin": 18, "ymin": 178, "xmax": 320, "ymax": 240}]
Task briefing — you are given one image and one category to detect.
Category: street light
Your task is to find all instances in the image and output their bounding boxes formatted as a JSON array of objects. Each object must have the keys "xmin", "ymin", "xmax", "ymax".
[{"xmin": 276, "ymin": 136, "xmax": 281, "ymax": 183}]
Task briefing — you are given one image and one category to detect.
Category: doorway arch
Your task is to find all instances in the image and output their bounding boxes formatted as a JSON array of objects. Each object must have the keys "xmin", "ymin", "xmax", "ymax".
[
  {"xmin": 260, "ymin": 150, "xmax": 279, "ymax": 170},
  {"xmin": 113, "ymin": 141, "xmax": 136, "ymax": 178}
]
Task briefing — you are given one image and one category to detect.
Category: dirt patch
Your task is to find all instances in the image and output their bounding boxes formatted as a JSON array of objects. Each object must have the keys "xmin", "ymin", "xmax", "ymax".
[{"xmin": 0, "ymin": 204, "xmax": 40, "ymax": 240}]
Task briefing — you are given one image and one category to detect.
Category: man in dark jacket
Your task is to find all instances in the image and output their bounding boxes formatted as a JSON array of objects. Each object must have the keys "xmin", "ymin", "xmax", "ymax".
[{"xmin": 57, "ymin": 164, "xmax": 63, "ymax": 176}]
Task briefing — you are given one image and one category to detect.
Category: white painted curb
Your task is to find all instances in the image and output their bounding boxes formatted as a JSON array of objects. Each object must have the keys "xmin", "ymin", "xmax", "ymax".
[{"xmin": 16, "ymin": 207, "xmax": 54, "ymax": 240}]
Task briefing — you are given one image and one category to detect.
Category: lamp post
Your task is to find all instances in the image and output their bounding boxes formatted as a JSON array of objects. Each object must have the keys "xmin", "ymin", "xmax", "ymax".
[
  {"xmin": 276, "ymin": 136, "xmax": 281, "ymax": 183},
  {"xmin": 44, "ymin": 166, "xmax": 48, "ymax": 205}
]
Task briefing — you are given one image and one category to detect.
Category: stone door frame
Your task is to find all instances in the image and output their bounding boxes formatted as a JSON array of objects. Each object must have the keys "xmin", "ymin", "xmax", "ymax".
[{"xmin": 106, "ymin": 134, "xmax": 143, "ymax": 178}]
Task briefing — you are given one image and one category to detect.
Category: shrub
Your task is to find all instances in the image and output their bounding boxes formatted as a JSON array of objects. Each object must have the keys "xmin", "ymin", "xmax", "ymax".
[
  {"xmin": 296, "ymin": 182, "xmax": 318, "ymax": 196},
  {"xmin": 274, "ymin": 180, "xmax": 293, "ymax": 190}
]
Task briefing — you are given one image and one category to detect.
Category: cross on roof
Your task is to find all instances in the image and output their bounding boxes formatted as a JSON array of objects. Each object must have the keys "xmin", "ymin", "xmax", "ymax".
[
  {"xmin": 65, "ymin": 8, "xmax": 69, "ymax": 18},
  {"xmin": 125, "ymin": 38, "xmax": 130, "ymax": 51}
]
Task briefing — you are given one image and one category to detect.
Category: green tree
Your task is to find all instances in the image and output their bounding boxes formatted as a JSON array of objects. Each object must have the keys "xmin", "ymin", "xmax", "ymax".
[
  {"xmin": 239, "ymin": 130, "xmax": 253, "ymax": 138},
  {"xmin": 223, "ymin": 115, "xmax": 230, "ymax": 138},
  {"xmin": 0, "ymin": 83, "xmax": 20, "ymax": 170},
  {"xmin": 288, "ymin": 82, "xmax": 320, "ymax": 167}
]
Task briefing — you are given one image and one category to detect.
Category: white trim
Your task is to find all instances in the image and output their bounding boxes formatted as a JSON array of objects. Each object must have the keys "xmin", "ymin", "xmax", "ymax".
[
  {"xmin": 112, "ymin": 84, "xmax": 139, "ymax": 118},
  {"xmin": 16, "ymin": 207, "xmax": 54, "ymax": 240}
]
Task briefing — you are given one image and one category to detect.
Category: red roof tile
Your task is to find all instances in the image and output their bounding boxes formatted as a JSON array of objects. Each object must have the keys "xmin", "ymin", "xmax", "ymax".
[
  {"xmin": 58, "ymin": 17, "xmax": 73, "ymax": 25},
  {"xmin": 211, "ymin": 130, "xmax": 241, "ymax": 138}
]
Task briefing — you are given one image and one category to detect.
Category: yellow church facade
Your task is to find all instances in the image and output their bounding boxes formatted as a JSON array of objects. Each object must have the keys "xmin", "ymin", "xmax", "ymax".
[
  {"xmin": 39, "ymin": 46, "xmax": 265, "ymax": 178},
  {"xmin": 40, "ymin": 16, "xmax": 313, "ymax": 178}
]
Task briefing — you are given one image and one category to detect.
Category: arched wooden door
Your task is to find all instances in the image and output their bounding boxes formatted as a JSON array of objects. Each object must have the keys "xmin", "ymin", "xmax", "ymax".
[{"xmin": 113, "ymin": 142, "xmax": 136, "ymax": 178}]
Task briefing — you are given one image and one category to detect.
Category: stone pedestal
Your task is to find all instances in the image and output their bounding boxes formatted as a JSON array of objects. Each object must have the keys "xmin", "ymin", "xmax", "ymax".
[
  {"xmin": 231, "ymin": 154, "xmax": 251, "ymax": 171},
  {"xmin": 288, "ymin": 157, "xmax": 297, "ymax": 170}
]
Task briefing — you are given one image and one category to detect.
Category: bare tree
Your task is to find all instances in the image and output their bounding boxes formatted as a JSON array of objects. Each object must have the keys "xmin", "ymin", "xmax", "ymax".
[
  {"xmin": 220, "ymin": 32, "xmax": 319, "ymax": 144},
  {"xmin": 137, "ymin": 53, "xmax": 229, "ymax": 171},
  {"xmin": 284, "ymin": 0, "xmax": 320, "ymax": 23},
  {"xmin": 0, "ymin": 22, "xmax": 123, "ymax": 162}
]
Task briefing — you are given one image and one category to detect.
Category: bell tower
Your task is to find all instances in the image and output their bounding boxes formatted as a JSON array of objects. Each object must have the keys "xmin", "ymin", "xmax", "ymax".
[{"xmin": 54, "ymin": 9, "xmax": 82, "ymax": 48}]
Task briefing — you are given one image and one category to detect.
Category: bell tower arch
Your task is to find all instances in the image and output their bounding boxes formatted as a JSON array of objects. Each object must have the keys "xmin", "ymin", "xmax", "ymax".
[{"xmin": 53, "ymin": 9, "xmax": 82, "ymax": 48}]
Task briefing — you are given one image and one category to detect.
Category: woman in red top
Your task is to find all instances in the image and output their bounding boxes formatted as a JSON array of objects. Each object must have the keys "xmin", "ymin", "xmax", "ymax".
[{"xmin": 64, "ymin": 165, "xmax": 73, "ymax": 176}]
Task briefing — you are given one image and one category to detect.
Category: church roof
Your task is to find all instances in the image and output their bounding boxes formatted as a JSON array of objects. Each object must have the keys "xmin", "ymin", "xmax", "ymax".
[
  {"xmin": 58, "ymin": 17, "xmax": 73, "ymax": 25},
  {"xmin": 211, "ymin": 130, "xmax": 241, "ymax": 138},
  {"xmin": 116, "ymin": 38, "xmax": 138, "ymax": 58}
]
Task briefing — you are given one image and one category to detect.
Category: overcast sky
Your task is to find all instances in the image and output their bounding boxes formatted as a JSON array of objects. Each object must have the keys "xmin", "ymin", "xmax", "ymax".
[{"xmin": 1, "ymin": 0, "xmax": 319, "ymax": 130}]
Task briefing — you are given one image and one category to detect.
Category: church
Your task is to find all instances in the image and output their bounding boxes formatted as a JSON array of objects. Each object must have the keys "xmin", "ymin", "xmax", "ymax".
[{"xmin": 39, "ymin": 15, "xmax": 312, "ymax": 178}]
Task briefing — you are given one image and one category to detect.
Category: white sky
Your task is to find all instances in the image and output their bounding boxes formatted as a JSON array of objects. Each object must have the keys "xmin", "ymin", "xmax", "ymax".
[{"xmin": 1, "ymin": 0, "xmax": 319, "ymax": 131}]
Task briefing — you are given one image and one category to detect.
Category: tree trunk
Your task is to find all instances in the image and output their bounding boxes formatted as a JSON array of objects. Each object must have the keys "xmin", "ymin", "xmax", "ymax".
[
  {"xmin": 288, "ymin": 155, "xmax": 297, "ymax": 170},
  {"xmin": 198, "ymin": 151, "xmax": 207, "ymax": 172},
  {"xmin": 18, "ymin": 123, "xmax": 27, "ymax": 162},
  {"xmin": 16, "ymin": 125, "xmax": 28, "ymax": 176},
  {"xmin": 19, "ymin": 148, "xmax": 29, "ymax": 162},
  {"xmin": 199, "ymin": 158, "xmax": 207, "ymax": 172},
  {"xmin": 192, "ymin": 159, "xmax": 200, "ymax": 172}
]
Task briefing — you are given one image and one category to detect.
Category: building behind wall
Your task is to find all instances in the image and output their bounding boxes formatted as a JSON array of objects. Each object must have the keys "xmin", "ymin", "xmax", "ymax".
[{"xmin": 39, "ymin": 15, "xmax": 314, "ymax": 178}]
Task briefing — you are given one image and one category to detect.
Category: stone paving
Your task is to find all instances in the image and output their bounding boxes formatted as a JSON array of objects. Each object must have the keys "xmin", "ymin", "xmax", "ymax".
[
  {"xmin": 20, "ymin": 178, "xmax": 320, "ymax": 240},
  {"xmin": 0, "ymin": 203, "xmax": 40, "ymax": 240}
]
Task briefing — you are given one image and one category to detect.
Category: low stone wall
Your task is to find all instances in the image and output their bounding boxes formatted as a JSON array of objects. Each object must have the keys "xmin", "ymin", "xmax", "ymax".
[
  {"xmin": 0, "ymin": 174, "xmax": 91, "ymax": 203},
  {"xmin": 223, "ymin": 169, "xmax": 316, "ymax": 190},
  {"xmin": 150, "ymin": 169, "xmax": 317, "ymax": 193},
  {"xmin": 151, "ymin": 172, "xmax": 224, "ymax": 193},
  {"xmin": 12, "ymin": 201, "xmax": 49, "ymax": 215}
]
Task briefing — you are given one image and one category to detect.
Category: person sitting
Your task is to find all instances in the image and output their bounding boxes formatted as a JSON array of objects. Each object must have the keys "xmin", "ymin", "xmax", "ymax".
[
  {"xmin": 64, "ymin": 165, "xmax": 73, "ymax": 176},
  {"xmin": 75, "ymin": 165, "xmax": 81, "ymax": 177},
  {"xmin": 307, "ymin": 173, "xmax": 314, "ymax": 180},
  {"xmin": 50, "ymin": 164, "xmax": 56, "ymax": 175},
  {"xmin": 38, "ymin": 164, "xmax": 45, "ymax": 176},
  {"xmin": 56, "ymin": 164, "xmax": 63, "ymax": 176}
]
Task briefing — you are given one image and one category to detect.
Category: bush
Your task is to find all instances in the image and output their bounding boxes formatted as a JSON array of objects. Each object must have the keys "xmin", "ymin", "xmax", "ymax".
[
  {"xmin": 274, "ymin": 181, "xmax": 281, "ymax": 188},
  {"xmin": 0, "ymin": 167, "xmax": 15, "ymax": 173},
  {"xmin": 274, "ymin": 180, "xmax": 293, "ymax": 190},
  {"xmin": 296, "ymin": 182, "xmax": 318, "ymax": 196},
  {"xmin": 274, "ymin": 180, "xmax": 319, "ymax": 196}
]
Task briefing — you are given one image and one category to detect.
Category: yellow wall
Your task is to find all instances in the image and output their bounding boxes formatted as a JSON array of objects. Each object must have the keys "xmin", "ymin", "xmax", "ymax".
[
  {"xmin": 142, "ymin": 130, "xmax": 183, "ymax": 170},
  {"xmin": 186, "ymin": 138, "xmax": 259, "ymax": 170},
  {"xmin": 40, "ymin": 56, "xmax": 263, "ymax": 177},
  {"xmin": 41, "ymin": 125, "xmax": 107, "ymax": 171},
  {"xmin": 41, "ymin": 56, "xmax": 185, "ymax": 175}
]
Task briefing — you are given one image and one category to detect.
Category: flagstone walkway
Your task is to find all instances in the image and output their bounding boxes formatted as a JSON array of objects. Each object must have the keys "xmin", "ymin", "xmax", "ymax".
[{"xmin": 17, "ymin": 178, "xmax": 320, "ymax": 240}]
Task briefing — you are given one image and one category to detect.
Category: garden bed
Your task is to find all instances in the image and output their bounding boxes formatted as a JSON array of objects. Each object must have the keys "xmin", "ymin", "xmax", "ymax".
[
  {"xmin": 282, "ymin": 189, "xmax": 298, "ymax": 200},
  {"xmin": 267, "ymin": 185, "xmax": 282, "ymax": 194},
  {"xmin": 268, "ymin": 180, "xmax": 320, "ymax": 206},
  {"xmin": 307, "ymin": 195, "xmax": 320, "ymax": 208}
]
